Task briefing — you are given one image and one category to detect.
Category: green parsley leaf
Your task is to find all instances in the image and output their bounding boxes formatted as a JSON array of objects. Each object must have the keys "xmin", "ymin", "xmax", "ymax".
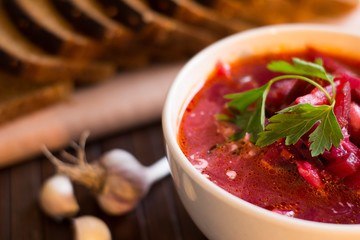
[
  {"xmin": 216, "ymin": 109, "xmax": 253, "ymax": 130},
  {"xmin": 256, "ymin": 103, "xmax": 343, "ymax": 156},
  {"xmin": 221, "ymin": 84, "xmax": 269, "ymax": 142},
  {"xmin": 218, "ymin": 57, "xmax": 344, "ymax": 157},
  {"xmin": 267, "ymin": 58, "xmax": 334, "ymax": 83},
  {"xmin": 308, "ymin": 107, "xmax": 343, "ymax": 156},
  {"xmin": 244, "ymin": 95, "xmax": 266, "ymax": 142},
  {"xmin": 225, "ymin": 84, "xmax": 269, "ymax": 113}
]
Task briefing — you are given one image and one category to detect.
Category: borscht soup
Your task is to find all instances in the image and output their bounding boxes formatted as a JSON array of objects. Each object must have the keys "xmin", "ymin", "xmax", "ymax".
[{"xmin": 178, "ymin": 47, "xmax": 360, "ymax": 224}]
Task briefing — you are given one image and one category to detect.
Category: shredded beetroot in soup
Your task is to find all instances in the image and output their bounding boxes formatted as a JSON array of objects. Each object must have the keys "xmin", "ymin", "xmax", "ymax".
[{"xmin": 178, "ymin": 48, "xmax": 360, "ymax": 224}]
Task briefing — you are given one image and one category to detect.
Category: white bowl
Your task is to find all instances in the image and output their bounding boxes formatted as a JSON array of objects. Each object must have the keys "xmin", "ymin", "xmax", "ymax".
[{"xmin": 162, "ymin": 24, "xmax": 360, "ymax": 240}]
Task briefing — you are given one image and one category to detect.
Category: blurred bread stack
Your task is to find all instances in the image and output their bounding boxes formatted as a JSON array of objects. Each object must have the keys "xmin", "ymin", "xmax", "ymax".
[{"xmin": 0, "ymin": 0, "xmax": 358, "ymax": 124}]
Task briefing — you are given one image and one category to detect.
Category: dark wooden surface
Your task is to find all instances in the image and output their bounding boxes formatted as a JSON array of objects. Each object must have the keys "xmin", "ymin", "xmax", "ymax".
[{"xmin": 0, "ymin": 120, "xmax": 208, "ymax": 240}]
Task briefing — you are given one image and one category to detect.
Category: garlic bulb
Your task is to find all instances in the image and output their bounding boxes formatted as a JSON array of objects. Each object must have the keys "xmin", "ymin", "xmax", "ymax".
[
  {"xmin": 96, "ymin": 150, "xmax": 169, "ymax": 215},
  {"xmin": 39, "ymin": 174, "xmax": 79, "ymax": 220},
  {"xmin": 73, "ymin": 215, "xmax": 111, "ymax": 240},
  {"xmin": 42, "ymin": 131, "xmax": 170, "ymax": 216}
]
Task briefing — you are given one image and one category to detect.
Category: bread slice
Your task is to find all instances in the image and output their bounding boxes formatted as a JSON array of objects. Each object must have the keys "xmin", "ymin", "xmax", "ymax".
[
  {"xmin": 49, "ymin": 0, "xmax": 150, "ymax": 68},
  {"xmin": 4, "ymin": 0, "xmax": 103, "ymax": 59},
  {"xmin": 191, "ymin": 0, "xmax": 282, "ymax": 25},
  {"xmin": 299, "ymin": 0, "xmax": 359, "ymax": 18},
  {"xmin": 143, "ymin": 0, "xmax": 256, "ymax": 38},
  {"xmin": 0, "ymin": 72, "xmax": 73, "ymax": 125},
  {"xmin": 194, "ymin": 0, "xmax": 359, "ymax": 25},
  {"xmin": 99, "ymin": 0, "xmax": 218, "ymax": 61},
  {"xmin": 0, "ymin": 2, "xmax": 115, "ymax": 83}
]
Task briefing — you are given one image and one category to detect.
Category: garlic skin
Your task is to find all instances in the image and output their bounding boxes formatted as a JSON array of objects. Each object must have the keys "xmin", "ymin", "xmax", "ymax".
[
  {"xmin": 39, "ymin": 175, "xmax": 79, "ymax": 220},
  {"xmin": 97, "ymin": 149, "xmax": 148, "ymax": 215},
  {"xmin": 73, "ymin": 215, "xmax": 111, "ymax": 240}
]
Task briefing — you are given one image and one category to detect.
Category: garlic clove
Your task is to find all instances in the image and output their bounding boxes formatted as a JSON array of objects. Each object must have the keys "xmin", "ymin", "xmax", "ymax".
[
  {"xmin": 39, "ymin": 174, "xmax": 79, "ymax": 221},
  {"xmin": 97, "ymin": 149, "xmax": 145, "ymax": 215},
  {"xmin": 73, "ymin": 215, "xmax": 112, "ymax": 240},
  {"xmin": 97, "ymin": 150, "xmax": 170, "ymax": 215},
  {"xmin": 100, "ymin": 149, "xmax": 147, "ymax": 181},
  {"xmin": 97, "ymin": 193, "xmax": 137, "ymax": 216},
  {"xmin": 96, "ymin": 172, "xmax": 143, "ymax": 215}
]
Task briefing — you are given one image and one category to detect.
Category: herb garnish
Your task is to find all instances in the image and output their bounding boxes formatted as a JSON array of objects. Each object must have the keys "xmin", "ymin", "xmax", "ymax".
[{"xmin": 216, "ymin": 58, "xmax": 344, "ymax": 157}]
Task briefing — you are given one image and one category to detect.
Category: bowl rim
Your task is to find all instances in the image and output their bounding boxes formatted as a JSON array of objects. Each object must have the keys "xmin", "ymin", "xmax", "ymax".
[{"xmin": 162, "ymin": 23, "xmax": 360, "ymax": 232}]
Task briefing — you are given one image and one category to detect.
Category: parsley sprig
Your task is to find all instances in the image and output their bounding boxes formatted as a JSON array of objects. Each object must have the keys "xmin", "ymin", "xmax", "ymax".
[{"xmin": 217, "ymin": 58, "xmax": 344, "ymax": 156}]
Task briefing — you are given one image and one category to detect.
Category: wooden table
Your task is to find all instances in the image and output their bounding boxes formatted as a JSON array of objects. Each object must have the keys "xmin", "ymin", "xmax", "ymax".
[{"xmin": 0, "ymin": 121, "xmax": 207, "ymax": 240}]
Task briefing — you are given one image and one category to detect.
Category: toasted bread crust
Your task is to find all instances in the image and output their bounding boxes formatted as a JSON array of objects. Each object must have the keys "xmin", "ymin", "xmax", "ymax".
[
  {"xmin": 0, "ymin": 0, "xmax": 115, "ymax": 83},
  {"xmin": 4, "ymin": 0, "xmax": 103, "ymax": 59},
  {"xmin": 0, "ymin": 73, "xmax": 73, "ymax": 124}
]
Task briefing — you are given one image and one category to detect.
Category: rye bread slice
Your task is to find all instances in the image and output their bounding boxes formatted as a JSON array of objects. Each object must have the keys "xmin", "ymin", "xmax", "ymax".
[
  {"xmin": 143, "ymin": 0, "xmax": 256, "ymax": 38},
  {"xmin": 99, "ymin": 0, "xmax": 218, "ymax": 61},
  {"xmin": 3, "ymin": 0, "xmax": 103, "ymax": 59},
  {"xmin": 0, "ymin": 72, "xmax": 73, "ymax": 125},
  {"xmin": 0, "ymin": 2, "xmax": 115, "ymax": 83},
  {"xmin": 194, "ymin": 0, "xmax": 359, "ymax": 25},
  {"xmin": 49, "ymin": 0, "xmax": 150, "ymax": 68}
]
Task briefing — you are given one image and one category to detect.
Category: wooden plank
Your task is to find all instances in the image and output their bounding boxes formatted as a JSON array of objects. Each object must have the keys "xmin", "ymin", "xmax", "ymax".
[
  {"xmin": 41, "ymin": 216, "xmax": 72, "ymax": 240},
  {"xmin": 0, "ymin": 168, "xmax": 10, "ymax": 240},
  {"xmin": 10, "ymin": 160, "xmax": 43, "ymax": 240}
]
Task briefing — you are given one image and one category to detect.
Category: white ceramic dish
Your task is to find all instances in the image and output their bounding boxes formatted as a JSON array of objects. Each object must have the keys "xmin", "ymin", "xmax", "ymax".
[{"xmin": 162, "ymin": 24, "xmax": 360, "ymax": 240}]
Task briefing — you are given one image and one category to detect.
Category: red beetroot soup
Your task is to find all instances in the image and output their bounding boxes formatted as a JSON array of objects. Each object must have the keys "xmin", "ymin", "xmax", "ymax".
[{"xmin": 178, "ymin": 47, "xmax": 360, "ymax": 224}]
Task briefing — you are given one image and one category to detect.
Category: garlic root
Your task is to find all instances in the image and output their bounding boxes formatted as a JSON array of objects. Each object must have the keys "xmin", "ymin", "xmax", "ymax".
[
  {"xmin": 42, "ymin": 131, "xmax": 171, "ymax": 216},
  {"xmin": 73, "ymin": 215, "xmax": 111, "ymax": 240},
  {"xmin": 42, "ymin": 131, "xmax": 106, "ymax": 193},
  {"xmin": 39, "ymin": 174, "xmax": 79, "ymax": 221}
]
